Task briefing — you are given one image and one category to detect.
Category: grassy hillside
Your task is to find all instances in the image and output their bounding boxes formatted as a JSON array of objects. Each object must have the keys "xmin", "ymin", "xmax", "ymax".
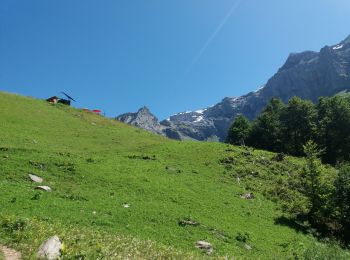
[{"xmin": 0, "ymin": 92, "xmax": 348, "ymax": 259}]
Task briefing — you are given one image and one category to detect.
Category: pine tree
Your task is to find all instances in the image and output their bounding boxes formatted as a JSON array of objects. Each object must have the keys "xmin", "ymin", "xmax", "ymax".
[
  {"xmin": 247, "ymin": 98, "xmax": 284, "ymax": 151},
  {"xmin": 317, "ymin": 96, "xmax": 350, "ymax": 164},
  {"xmin": 226, "ymin": 115, "xmax": 251, "ymax": 145},
  {"xmin": 280, "ymin": 97, "xmax": 317, "ymax": 156},
  {"xmin": 299, "ymin": 141, "xmax": 334, "ymax": 226},
  {"xmin": 333, "ymin": 164, "xmax": 350, "ymax": 241}
]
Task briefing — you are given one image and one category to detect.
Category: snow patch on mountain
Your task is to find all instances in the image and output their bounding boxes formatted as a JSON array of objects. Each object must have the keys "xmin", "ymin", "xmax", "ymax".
[
  {"xmin": 194, "ymin": 116, "xmax": 204, "ymax": 123},
  {"xmin": 177, "ymin": 111, "xmax": 192, "ymax": 115},
  {"xmin": 195, "ymin": 109, "xmax": 207, "ymax": 114},
  {"xmin": 333, "ymin": 45, "xmax": 344, "ymax": 50},
  {"xmin": 254, "ymin": 85, "xmax": 266, "ymax": 93}
]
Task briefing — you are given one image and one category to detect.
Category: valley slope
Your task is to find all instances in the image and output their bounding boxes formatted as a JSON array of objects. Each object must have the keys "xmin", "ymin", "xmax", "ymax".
[{"xmin": 0, "ymin": 92, "xmax": 349, "ymax": 259}]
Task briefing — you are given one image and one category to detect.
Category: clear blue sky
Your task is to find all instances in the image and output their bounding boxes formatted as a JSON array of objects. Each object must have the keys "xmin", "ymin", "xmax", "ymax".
[{"xmin": 1, "ymin": 0, "xmax": 350, "ymax": 119}]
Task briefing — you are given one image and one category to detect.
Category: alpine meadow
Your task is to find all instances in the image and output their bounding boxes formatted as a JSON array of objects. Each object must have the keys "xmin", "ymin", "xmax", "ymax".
[{"xmin": 0, "ymin": 92, "xmax": 349, "ymax": 259}]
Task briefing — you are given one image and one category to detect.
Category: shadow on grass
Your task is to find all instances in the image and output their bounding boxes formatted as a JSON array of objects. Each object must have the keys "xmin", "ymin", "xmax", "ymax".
[
  {"xmin": 275, "ymin": 215, "xmax": 350, "ymax": 247},
  {"xmin": 274, "ymin": 216, "xmax": 310, "ymax": 235}
]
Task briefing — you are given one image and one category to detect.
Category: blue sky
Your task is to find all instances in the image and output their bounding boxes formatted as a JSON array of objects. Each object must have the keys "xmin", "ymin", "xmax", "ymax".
[{"xmin": 1, "ymin": 0, "xmax": 350, "ymax": 119}]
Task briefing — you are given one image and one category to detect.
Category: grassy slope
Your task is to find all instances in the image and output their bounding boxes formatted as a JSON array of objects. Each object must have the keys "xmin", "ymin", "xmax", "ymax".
[{"xmin": 0, "ymin": 92, "xmax": 348, "ymax": 259}]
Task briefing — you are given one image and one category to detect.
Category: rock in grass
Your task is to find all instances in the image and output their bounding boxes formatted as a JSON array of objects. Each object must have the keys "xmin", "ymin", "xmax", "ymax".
[
  {"xmin": 195, "ymin": 241, "xmax": 213, "ymax": 255},
  {"xmin": 37, "ymin": 235, "xmax": 62, "ymax": 260},
  {"xmin": 178, "ymin": 219, "xmax": 199, "ymax": 227},
  {"xmin": 240, "ymin": 193, "xmax": 255, "ymax": 200},
  {"xmin": 29, "ymin": 173, "xmax": 43, "ymax": 183},
  {"xmin": 165, "ymin": 165, "xmax": 182, "ymax": 174},
  {"xmin": 244, "ymin": 243, "xmax": 252, "ymax": 250},
  {"xmin": 35, "ymin": 186, "xmax": 52, "ymax": 192}
]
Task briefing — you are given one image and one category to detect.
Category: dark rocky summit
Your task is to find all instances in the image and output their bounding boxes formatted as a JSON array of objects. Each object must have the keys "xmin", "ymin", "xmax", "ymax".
[
  {"xmin": 116, "ymin": 106, "xmax": 165, "ymax": 135},
  {"xmin": 116, "ymin": 35, "xmax": 350, "ymax": 141}
]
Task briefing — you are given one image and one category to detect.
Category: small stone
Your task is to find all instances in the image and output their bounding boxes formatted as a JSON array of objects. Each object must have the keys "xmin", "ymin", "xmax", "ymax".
[
  {"xmin": 35, "ymin": 186, "xmax": 52, "ymax": 192},
  {"xmin": 29, "ymin": 174, "xmax": 43, "ymax": 183},
  {"xmin": 179, "ymin": 219, "xmax": 199, "ymax": 226},
  {"xmin": 240, "ymin": 193, "xmax": 255, "ymax": 200},
  {"xmin": 244, "ymin": 243, "xmax": 252, "ymax": 250},
  {"xmin": 0, "ymin": 245, "xmax": 21, "ymax": 260},
  {"xmin": 165, "ymin": 165, "xmax": 182, "ymax": 174},
  {"xmin": 37, "ymin": 235, "xmax": 62, "ymax": 260},
  {"xmin": 195, "ymin": 241, "xmax": 213, "ymax": 254}
]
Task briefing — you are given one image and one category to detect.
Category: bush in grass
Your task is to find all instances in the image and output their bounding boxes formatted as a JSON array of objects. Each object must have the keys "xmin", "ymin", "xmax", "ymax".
[{"xmin": 235, "ymin": 232, "xmax": 251, "ymax": 243}]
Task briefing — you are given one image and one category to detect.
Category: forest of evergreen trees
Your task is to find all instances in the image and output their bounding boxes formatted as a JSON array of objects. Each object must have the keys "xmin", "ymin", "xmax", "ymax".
[
  {"xmin": 226, "ymin": 94, "xmax": 350, "ymax": 243},
  {"xmin": 226, "ymin": 94, "xmax": 350, "ymax": 165}
]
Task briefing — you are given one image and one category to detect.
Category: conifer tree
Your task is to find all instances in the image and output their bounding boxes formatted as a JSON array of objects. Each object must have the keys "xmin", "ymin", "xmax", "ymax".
[{"xmin": 226, "ymin": 115, "xmax": 251, "ymax": 145}]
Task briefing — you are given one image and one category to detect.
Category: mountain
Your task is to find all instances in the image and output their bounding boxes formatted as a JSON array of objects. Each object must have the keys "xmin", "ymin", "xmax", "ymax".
[
  {"xmin": 115, "ymin": 106, "xmax": 184, "ymax": 140},
  {"xmin": 115, "ymin": 106, "xmax": 164, "ymax": 135},
  {"xmin": 117, "ymin": 35, "xmax": 350, "ymax": 141}
]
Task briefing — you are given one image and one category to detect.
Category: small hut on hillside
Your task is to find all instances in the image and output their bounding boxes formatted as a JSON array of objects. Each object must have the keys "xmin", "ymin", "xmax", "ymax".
[
  {"xmin": 46, "ymin": 96, "xmax": 59, "ymax": 104},
  {"xmin": 46, "ymin": 92, "xmax": 76, "ymax": 106}
]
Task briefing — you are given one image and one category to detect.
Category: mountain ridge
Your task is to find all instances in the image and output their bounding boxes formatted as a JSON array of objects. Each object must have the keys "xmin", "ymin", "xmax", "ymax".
[{"xmin": 117, "ymin": 35, "xmax": 350, "ymax": 141}]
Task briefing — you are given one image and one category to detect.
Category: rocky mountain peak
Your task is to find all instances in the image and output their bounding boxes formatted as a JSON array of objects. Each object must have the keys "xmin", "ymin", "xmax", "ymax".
[
  {"xmin": 137, "ymin": 106, "xmax": 152, "ymax": 114},
  {"xmin": 279, "ymin": 51, "xmax": 318, "ymax": 72},
  {"xmin": 117, "ymin": 34, "xmax": 350, "ymax": 142},
  {"xmin": 116, "ymin": 106, "xmax": 163, "ymax": 135}
]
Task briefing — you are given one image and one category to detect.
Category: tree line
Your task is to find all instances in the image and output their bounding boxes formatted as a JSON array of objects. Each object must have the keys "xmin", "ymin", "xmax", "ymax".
[
  {"xmin": 226, "ymin": 94, "xmax": 350, "ymax": 243},
  {"xmin": 226, "ymin": 94, "xmax": 350, "ymax": 165},
  {"xmin": 276, "ymin": 141, "xmax": 350, "ymax": 243}
]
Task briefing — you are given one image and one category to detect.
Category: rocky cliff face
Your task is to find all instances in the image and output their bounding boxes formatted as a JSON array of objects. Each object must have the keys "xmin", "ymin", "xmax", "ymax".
[
  {"xmin": 116, "ymin": 35, "xmax": 350, "ymax": 141},
  {"xmin": 116, "ymin": 106, "xmax": 165, "ymax": 135}
]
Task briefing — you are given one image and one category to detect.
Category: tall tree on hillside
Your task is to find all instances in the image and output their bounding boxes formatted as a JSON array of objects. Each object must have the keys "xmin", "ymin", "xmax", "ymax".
[
  {"xmin": 317, "ymin": 96, "xmax": 350, "ymax": 164},
  {"xmin": 226, "ymin": 115, "xmax": 251, "ymax": 145},
  {"xmin": 299, "ymin": 141, "xmax": 334, "ymax": 225},
  {"xmin": 333, "ymin": 164, "xmax": 350, "ymax": 241},
  {"xmin": 247, "ymin": 98, "xmax": 285, "ymax": 151},
  {"xmin": 280, "ymin": 97, "xmax": 317, "ymax": 156}
]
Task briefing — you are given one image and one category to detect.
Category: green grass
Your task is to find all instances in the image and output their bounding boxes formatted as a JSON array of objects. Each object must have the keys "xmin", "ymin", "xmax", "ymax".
[
  {"xmin": 0, "ymin": 91, "xmax": 349, "ymax": 259},
  {"xmin": 0, "ymin": 216, "xmax": 199, "ymax": 259}
]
